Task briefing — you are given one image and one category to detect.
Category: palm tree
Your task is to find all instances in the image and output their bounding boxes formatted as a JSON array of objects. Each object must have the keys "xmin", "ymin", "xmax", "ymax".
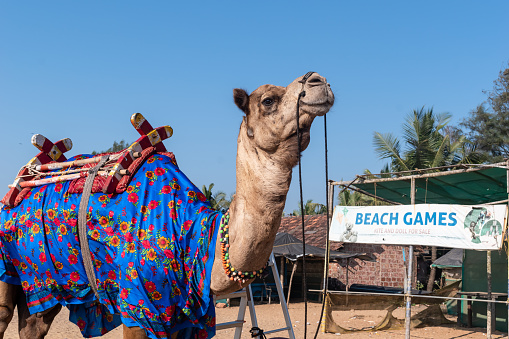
[
  {"xmin": 201, "ymin": 183, "xmax": 231, "ymax": 212},
  {"xmin": 201, "ymin": 183, "xmax": 215, "ymax": 202},
  {"xmin": 373, "ymin": 107, "xmax": 482, "ymax": 174},
  {"xmin": 372, "ymin": 107, "xmax": 482, "ymax": 292},
  {"xmin": 337, "ymin": 189, "xmax": 375, "ymax": 206},
  {"xmin": 292, "ymin": 199, "xmax": 326, "ymax": 216}
]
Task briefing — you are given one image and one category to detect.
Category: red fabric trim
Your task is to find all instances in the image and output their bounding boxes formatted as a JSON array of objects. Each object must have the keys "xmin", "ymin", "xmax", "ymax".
[
  {"xmin": 157, "ymin": 152, "xmax": 177, "ymax": 167},
  {"xmin": 26, "ymin": 293, "xmax": 54, "ymax": 307},
  {"xmin": 2, "ymin": 150, "xmax": 179, "ymax": 199},
  {"xmin": 115, "ymin": 147, "xmax": 156, "ymax": 193},
  {"xmin": 67, "ymin": 151, "xmax": 123, "ymax": 195},
  {"xmin": 14, "ymin": 188, "xmax": 32, "ymax": 206},
  {"xmin": 66, "ymin": 150, "xmax": 178, "ymax": 195},
  {"xmin": 68, "ymin": 163, "xmax": 108, "ymax": 194},
  {"xmin": 116, "ymin": 150, "xmax": 177, "ymax": 193}
]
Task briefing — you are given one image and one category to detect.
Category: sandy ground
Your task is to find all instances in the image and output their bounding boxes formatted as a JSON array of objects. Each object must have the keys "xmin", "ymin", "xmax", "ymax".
[{"xmin": 3, "ymin": 301, "xmax": 507, "ymax": 338}]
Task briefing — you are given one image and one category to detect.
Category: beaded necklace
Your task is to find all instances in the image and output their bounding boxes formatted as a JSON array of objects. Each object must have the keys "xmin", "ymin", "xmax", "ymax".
[{"xmin": 219, "ymin": 211, "xmax": 266, "ymax": 283}]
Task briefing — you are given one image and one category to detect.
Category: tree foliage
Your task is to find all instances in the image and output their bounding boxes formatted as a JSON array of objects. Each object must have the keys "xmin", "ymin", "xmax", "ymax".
[
  {"xmin": 373, "ymin": 107, "xmax": 483, "ymax": 174},
  {"xmin": 201, "ymin": 183, "xmax": 232, "ymax": 212},
  {"xmin": 337, "ymin": 189, "xmax": 375, "ymax": 206},
  {"xmin": 460, "ymin": 64, "xmax": 509, "ymax": 162},
  {"xmin": 292, "ymin": 199, "xmax": 326, "ymax": 216},
  {"xmin": 92, "ymin": 140, "xmax": 129, "ymax": 155}
]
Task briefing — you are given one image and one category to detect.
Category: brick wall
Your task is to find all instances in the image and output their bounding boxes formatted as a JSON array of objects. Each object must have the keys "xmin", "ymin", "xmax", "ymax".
[
  {"xmin": 278, "ymin": 216, "xmax": 422, "ymax": 290},
  {"xmin": 329, "ymin": 244, "xmax": 407, "ymax": 288}
]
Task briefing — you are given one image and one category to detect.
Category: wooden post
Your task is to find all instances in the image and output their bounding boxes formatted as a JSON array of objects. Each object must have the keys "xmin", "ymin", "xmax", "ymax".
[
  {"xmin": 427, "ymin": 246, "xmax": 437, "ymax": 292},
  {"xmin": 321, "ymin": 293, "xmax": 329, "ymax": 333},
  {"xmin": 405, "ymin": 178, "xmax": 415, "ymax": 339},
  {"xmin": 346, "ymin": 258, "xmax": 350, "ymax": 289},
  {"xmin": 320, "ymin": 181, "xmax": 335, "ymax": 305},
  {"xmin": 345, "ymin": 258, "xmax": 350, "ymax": 307},
  {"xmin": 287, "ymin": 261, "xmax": 298, "ymax": 306},
  {"xmin": 319, "ymin": 180, "xmax": 336, "ymax": 332}
]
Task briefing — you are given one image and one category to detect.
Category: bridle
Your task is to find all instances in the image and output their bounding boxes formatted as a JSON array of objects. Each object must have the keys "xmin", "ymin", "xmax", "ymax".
[
  {"xmin": 296, "ymin": 71, "xmax": 315, "ymax": 339},
  {"xmin": 219, "ymin": 72, "xmax": 317, "ymax": 285},
  {"xmin": 220, "ymin": 72, "xmax": 330, "ymax": 339}
]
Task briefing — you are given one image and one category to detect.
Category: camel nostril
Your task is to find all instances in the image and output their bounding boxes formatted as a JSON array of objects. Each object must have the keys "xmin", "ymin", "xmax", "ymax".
[
  {"xmin": 306, "ymin": 76, "xmax": 325, "ymax": 86},
  {"xmin": 308, "ymin": 77, "xmax": 323, "ymax": 83}
]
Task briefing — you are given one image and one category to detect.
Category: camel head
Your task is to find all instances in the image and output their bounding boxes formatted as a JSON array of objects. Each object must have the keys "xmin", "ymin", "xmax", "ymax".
[{"xmin": 233, "ymin": 72, "xmax": 334, "ymax": 167}]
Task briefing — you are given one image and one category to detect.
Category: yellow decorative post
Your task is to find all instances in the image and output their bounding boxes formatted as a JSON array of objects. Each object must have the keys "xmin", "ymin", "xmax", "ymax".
[{"xmin": 321, "ymin": 292, "xmax": 329, "ymax": 333}]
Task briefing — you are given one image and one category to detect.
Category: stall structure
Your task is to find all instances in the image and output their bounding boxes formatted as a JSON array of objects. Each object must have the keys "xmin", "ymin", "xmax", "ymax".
[
  {"xmin": 431, "ymin": 248, "xmax": 463, "ymax": 288},
  {"xmin": 326, "ymin": 162, "xmax": 509, "ymax": 338},
  {"xmin": 272, "ymin": 232, "xmax": 374, "ymax": 303}
]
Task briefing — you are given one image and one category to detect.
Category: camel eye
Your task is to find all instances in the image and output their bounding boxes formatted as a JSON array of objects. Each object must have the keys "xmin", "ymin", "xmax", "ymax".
[{"xmin": 262, "ymin": 98, "xmax": 274, "ymax": 106}]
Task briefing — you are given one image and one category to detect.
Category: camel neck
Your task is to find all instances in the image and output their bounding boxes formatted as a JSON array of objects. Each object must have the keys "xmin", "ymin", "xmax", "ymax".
[{"xmin": 226, "ymin": 128, "xmax": 293, "ymax": 273}]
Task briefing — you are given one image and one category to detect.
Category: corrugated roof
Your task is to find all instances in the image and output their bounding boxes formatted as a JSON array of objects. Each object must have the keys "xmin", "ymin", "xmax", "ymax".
[
  {"xmin": 274, "ymin": 232, "xmax": 374, "ymax": 261},
  {"xmin": 279, "ymin": 215, "xmax": 341, "ymax": 249}
]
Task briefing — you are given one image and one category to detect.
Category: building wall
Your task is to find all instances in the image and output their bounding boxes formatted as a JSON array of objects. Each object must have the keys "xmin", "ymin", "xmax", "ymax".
[{"xmin": 328, "ymin": 244, "xmax": 407, "ymax": 288}]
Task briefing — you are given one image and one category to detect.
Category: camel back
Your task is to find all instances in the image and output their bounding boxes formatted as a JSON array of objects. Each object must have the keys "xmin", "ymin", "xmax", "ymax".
[{"xmin": 0, "ymin": 114, "xmax": 223, "ymax": 339}]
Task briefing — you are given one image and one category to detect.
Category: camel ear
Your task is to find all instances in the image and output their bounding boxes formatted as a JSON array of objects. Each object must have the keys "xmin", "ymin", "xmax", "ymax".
[{"xmin": 233, "ymin": 88, "xmax": 249, "ymax": 114}]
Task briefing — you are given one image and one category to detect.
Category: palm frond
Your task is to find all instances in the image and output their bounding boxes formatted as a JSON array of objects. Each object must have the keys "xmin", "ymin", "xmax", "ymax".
[{"xmin": 373, "ymin": 132, "xmax": 409, "ymax": 171}]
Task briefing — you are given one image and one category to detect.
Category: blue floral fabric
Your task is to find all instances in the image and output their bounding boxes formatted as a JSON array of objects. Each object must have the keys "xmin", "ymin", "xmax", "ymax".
[{"xmin": 0, "ymin": 153, "xmax": 221, "ymax": 338}]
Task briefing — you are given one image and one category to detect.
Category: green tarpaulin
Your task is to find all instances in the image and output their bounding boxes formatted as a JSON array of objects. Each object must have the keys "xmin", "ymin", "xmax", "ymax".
[{"xmin": 338, "ymin": 165, "xmax": 508, "ymax": 205}]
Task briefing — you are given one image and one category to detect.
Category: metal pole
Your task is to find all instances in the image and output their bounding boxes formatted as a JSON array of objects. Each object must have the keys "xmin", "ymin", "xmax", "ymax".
[
  {"xmin": 405, "ymin": 178, "xmax": 415, "ymax": 339},
  {"xmin": 506, "ymin": 160, "xmax": 509, "ymax": 335},
  {"xmin": 269, "ymin": 253, "xmax": 296, "ymax": 339},
  {"xmin": 487, "ymin": 250, "xmax": 492, "ymax": 339},
  {"xmin": 280, "ymin": 257, "xmax": 285, "ymax": 298},
  {"xmin": 320, "ymin": 181, "xmax": 334, "ymax": 304}
]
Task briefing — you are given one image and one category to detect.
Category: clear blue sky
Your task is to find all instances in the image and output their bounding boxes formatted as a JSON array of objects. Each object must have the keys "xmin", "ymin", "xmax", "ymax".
[{"xmin": 1, "ymin": 1, "xmax": 508, "ymax": 214}]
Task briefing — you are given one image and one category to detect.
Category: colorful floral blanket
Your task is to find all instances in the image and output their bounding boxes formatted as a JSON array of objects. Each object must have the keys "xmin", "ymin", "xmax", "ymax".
[{"xmin": 0, "ymin": 153, "xmax": 222, "ymax": 338}]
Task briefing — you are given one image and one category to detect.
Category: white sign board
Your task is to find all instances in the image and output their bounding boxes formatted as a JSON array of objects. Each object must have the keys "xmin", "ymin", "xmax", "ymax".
[{"xmin": 329, "ymin": 204, "xmax": 506, "ymax": 250}]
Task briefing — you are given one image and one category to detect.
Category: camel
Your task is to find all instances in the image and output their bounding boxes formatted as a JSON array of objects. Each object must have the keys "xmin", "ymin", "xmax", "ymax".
[{"xmin": 0, "ymin": 72, "xmax": 334, "ymax": 339}]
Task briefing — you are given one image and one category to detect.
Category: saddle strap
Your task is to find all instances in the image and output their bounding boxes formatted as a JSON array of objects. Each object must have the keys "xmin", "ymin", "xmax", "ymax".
[{"xmin": 77, "ymin": 155, "xmax": 109, "ymax": 300}]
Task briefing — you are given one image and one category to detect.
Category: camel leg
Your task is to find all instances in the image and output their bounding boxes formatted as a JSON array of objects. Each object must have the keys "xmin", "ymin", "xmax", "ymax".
[
  {"xmin": 0, "ymin": 281, "xmax": 17, "ymax": 339},
  {"xmin": 123, "ymin": 324, "xmax": 150, "ymax": 339},
  {"xmin": 17, "ymin": 290, "xmax": 62, "ymax": 339},
  {"xmin": 123, "ymin": 324, "xmax": 178, "ymax": 339}
]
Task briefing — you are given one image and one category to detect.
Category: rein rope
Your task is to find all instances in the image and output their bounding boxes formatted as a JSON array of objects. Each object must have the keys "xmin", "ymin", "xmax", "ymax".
[
  {"xmin": 218, "ymin": 72, "xmax": 329, "ymax": 339},
  {"xmin": 297, "ymin": 71, "xmax": 315, "ymax": 339},
  {"xmin": 313, "ymin": 109, "xmax": 331, "ymax": 339}
]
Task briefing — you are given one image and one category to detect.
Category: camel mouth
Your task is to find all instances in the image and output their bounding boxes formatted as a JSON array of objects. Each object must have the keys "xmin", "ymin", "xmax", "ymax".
[
  {"xmin": 300, "ymin": 88, "xmax": 334, "ymax": 116},
  {"xmin": 299, "ymin": 101, "xmax": 333, "ymax": 117},
  {"xmin": 303, "ymin": 100, "xmax": 333, "ymax": 109},
  {"xmin": 287, "ymin": 125, "xmax": 311, "ymax": 142}
]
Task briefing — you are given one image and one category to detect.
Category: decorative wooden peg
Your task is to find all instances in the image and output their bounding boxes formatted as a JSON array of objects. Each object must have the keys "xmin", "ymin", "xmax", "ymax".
[
  {"xmin": 1, "ymin": 134, "xmax": 73, "ymax": 207},
  {"xmin": 130, "ymin": 113, "xmax": 173, "ymax": 152},
  {"xmin": 102, "ymin": 113, "xmax": 173, "ymax": 194},
  {"xmin": 31, "ymin": 134, "xmax": 73, "ymax": 162}
]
